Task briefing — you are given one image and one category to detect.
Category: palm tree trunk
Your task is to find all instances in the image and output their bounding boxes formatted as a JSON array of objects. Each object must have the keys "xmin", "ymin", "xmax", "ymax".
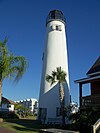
[
  {"xmin": 0, "ymin": 79, "xmax": 2, "ymax": 106},
  {"xmin": 59, "ymin": 82, "xmax": 65, "ymax": 126}
]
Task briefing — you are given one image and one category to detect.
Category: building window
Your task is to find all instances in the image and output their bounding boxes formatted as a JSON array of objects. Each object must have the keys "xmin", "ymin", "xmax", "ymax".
[
  {"xmin": 56, "ymin": 25, "xmax": 61, "ymax": 31},
  {"xmin": 38, "ymin": 108, "xmax": 47, "ymax": 122},
  {"xmin": 7, "ymin": 104, "xmax": 11, "ymax": 108},
  {"xmin": 56, "ymin": 107, "xmax": 61, "ymax": 116},
  {"xmin": 42, "ymin": 52, "xmax": 44, "ymax": 61},
  {"xmin": 51, "ymin": 25, "xmax": 56, "ymax": 31},
  {"xmin": 50, "ymin": 25, "xmax": 62, "ymax": 31}
]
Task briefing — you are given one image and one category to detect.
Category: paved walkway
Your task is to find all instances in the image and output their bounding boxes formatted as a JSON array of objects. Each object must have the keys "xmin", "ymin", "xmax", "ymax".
[
  {"xmin": 40, "ymin": 128, "xmax": 79, "ymax": 133},
  {"xmin": 0, "ymin": 127, "xmax": 15, "ymax": 133}
]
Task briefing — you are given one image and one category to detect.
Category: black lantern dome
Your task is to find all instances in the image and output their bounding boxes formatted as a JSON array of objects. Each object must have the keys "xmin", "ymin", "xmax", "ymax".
[{"xmin": 46, "ymin": 10, "xmax": 66, "ymax": 26}]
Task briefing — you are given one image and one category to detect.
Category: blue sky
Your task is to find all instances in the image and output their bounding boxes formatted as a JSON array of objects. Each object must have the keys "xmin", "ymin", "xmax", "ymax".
[{"xmin": 0, "ymin": 0, "xmax": 100, "ymax": 104}]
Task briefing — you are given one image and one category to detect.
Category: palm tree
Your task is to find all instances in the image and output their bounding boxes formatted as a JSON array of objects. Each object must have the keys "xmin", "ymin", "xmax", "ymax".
[
  {"xmin": 46, "ymin": 66, "xmax": 67, "ymax": 125},
  {"xmin": 0, "ymin": 38, "xmax": 27, "ymax": 105}
]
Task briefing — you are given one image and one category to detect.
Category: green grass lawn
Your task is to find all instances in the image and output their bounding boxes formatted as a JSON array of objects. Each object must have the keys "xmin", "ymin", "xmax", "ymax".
[
  {"xmin": 0, "ymin": 118, "xmax": 80, "ymax": 133},
  {"xmin": 0, "ymin": 118, "xmax": 42, "ymax": 133}
]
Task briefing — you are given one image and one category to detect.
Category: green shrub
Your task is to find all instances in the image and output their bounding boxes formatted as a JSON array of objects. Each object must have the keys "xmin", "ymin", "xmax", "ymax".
[
  {"xmin": 0, "ymin": 111, "xmax": 19, "ymax": 119},
  {"xmin": 68, "ymin": 107, "xmax": 100, "ymax": 133}
]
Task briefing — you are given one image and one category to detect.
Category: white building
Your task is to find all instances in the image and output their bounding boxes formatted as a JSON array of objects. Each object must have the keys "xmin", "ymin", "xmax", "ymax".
[
  {"xmin": 16, "ymin": 98, "xmax": 38, "ymax": 114},
  {"xmin": 38, "ymin": 10, "xmax": 70, "ymax": 124}
]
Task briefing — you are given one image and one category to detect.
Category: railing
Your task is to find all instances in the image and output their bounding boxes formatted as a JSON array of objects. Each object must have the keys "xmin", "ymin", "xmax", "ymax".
[
  {"xmin": 92, "ymin": 118, "xmax": 100, "ymax": 133},
  {"xmin": 46, "ymin": 10, "xmax": 66, "ymax": 25},
  {"xmin": 82, "ymin": 94, "xmax": 100, "ymax": 107}
]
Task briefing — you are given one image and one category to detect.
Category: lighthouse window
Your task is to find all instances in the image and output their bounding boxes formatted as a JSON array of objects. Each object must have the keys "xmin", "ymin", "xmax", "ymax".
[
  {"xmin": 50, "ymin": 25, "xmax": 62, "ymax": 31},
  {"xmin": 56, "ymin": 25, "xmax": 62, "ymax": 31},
  {"xmin": 51, "ymin": 25, "xmax": 56, "ymax": 30},
  {"xmin": 56, "ymin": 107, "xmax": 61, "ymax": 116},
  {"xmin": 42, "ymin": 52, "xmax": 44, "ymax": 61}
]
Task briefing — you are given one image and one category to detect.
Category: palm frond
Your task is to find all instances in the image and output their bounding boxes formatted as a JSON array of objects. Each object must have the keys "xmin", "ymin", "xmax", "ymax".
[
  {"xmin": 46, "ymin": 67, "xmax": 67, "ymax": 85},
  {"xmin": 46, "ymin": 74, "xmax": 56, "ymax": 86},
  {"xmin": 0, "ymin": 39, "xmax": 28, "ymax": 82},
  {"xmin": 3, "ymin": 37, "xmax": 8, "ymax": 46},
  {"xmin": 56, "ymin": 67, "xmax": 67, "ymax": 83},
  {"xmin": 9, "ymin": 56, "xmax": 27, "ymax": 82},
  {"xmin": 46, "ymin": 75, "xmax": 53, "ymax": 82},
  {"xmin": 51, "ymin": 71, "xmax": 56, "ymax": 77}
]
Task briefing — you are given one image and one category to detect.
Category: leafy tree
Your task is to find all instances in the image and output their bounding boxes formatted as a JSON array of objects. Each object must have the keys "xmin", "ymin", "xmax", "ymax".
[
  {"xmin": 68, "ymin": 107, "xmax": 100, "ymax": 132},
  {"xmin": 46, "ymin": 66, "xmax": 67, "ymax": 125},
  {"xmin": 14, "ymin": 103, "xmax": 32, "ymax": 118},
  {"xmin": 14, "ymin": 103, "xmax": 23, "ymax": 110},
  {"xmin": 0, "ymin": 38, "xmax": 27, "ymax": 105},
  {"xmin": 65, "ymin": 102, "xmax": 78, "ymax": 118}
]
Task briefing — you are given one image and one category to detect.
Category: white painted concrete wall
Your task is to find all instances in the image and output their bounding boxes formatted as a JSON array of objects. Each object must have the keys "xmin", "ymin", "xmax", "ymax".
[{"xmin": 39, "ymin": 20, "xmax": 70, "ymax": 123}]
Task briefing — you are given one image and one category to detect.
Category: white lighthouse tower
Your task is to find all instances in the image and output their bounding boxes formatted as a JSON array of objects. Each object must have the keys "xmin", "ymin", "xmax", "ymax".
[{"xmin": 38, "ymin": 10, "xmax": 70, "ymax": 124}]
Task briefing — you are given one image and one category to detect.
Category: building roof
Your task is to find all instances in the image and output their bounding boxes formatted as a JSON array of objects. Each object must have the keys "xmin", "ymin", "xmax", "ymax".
[
  {"xmin": 87, "ymin": 56, "xmax": 100, "ymax": 76},
  {"xmin": 75, "ymin": 75, "xmax": 100, "ymax": 84},
  {"xmin": 2, "ymin": 97, "xmax": 16, "ymax": 105},
  {"xmin": 75, "ymin": 56, "xmax": 100, "ymax": 84}
]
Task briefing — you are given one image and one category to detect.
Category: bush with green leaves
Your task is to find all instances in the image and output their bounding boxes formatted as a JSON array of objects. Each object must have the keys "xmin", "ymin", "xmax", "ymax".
[
  {"xmin": 68, "ymin": 107, "xmax": 100, "ymax": 132},
  {"xmin": 14, "ymin": 103, "xmax": 32, "ymax": 118},
  {"xmin": 0, "ymin": 111, "xmax": 19, "ymax": 119}
]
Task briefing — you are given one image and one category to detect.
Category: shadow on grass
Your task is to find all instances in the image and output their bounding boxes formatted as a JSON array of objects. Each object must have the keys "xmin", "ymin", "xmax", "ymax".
[
  {"xmin": 5, "ymin": 119, "xmax": 77, "ymax": 132},
  {"xmin": 5, "ymin": 119, "xmax": 42, "ymax": 132},
  {"xmin": 12, "ymin": 125, "xmax": 38, "ymax": 132}
]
